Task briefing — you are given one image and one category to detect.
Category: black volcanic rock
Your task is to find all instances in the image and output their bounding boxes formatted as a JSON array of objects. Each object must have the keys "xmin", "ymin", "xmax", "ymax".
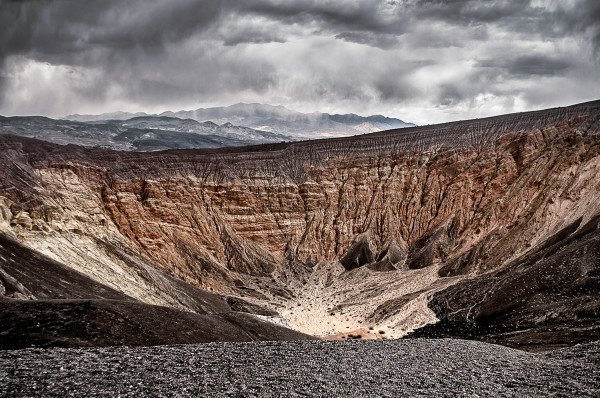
[
  {"xmin": 0, "ymin": 233, "xmax": 232, "ymax": 315},
  {"xmin": 410, "ymin": 215, "xmax": 600, "ymax": 351},
  {"xmin": 0, "ymin": 299, "xmax": 313, "ymax": 350},
  {"xmin": 406, "ymin": 221, "xmax": 456, "ymax": 270},
  {"xmin": 0, "ymin": 233, "xmax": 132, "ymax": 301},
  {"xmin": 339, "ymin": 234, "xmax": 376, "ymax": 270},
  {"xmin": 0, "ymin": 234, "xmax": 314, "ymax": 349},
  {"xmin": 369, "ymin": 291, "xmax": 426, "ymax": 322},
  {"xmin": 1, "ymin": 339, "xmax": 598, "ymax": 397},
  {"xmin": 225, "ymin": 296, "xmax": 278, "ymax": 316},
  {"xmin": 367, "ymin": 240, "xmax": 407, "ymax": 272}
]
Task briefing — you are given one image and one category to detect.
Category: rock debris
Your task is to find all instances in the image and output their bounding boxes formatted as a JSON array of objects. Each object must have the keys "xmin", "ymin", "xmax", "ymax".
[{"xmin": 1, "ymin": 339, "xmax": 598, "ymax": 397}]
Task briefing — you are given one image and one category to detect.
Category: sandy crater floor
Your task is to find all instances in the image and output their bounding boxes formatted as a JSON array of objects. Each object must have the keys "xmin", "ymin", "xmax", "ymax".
[{"xmin": 273, "ymin": 262, "xmax": 458, "ymax": 339}]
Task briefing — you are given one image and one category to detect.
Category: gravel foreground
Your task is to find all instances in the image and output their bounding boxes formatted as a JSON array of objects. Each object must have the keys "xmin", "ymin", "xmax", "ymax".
[{"xmin": 1, "ymin": 339, "xmax": 598, "ymax": 397}]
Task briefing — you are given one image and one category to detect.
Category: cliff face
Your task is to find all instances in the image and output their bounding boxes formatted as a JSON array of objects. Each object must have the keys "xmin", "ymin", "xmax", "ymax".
[{"xmin": 1, "ymin": 100, "xmax": 600, "ymax": 347}]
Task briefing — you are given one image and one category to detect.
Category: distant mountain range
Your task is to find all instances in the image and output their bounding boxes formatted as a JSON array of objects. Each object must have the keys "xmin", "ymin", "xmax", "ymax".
[
  {"xmin": 0, "ymin": 103, "xmax": 414, "ymax": 152},
  {"xmin": 66, "ymin": 103, "xmax": 416, "ymax": 139},
  {"xmin": 0, "ymin": 115, "xmax": 290, "ymax": 151}
]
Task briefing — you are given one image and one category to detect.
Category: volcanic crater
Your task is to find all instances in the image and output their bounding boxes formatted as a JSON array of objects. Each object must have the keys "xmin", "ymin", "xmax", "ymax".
[{"xmin": 1, "ymin": 100, "xmax": 599, "ymax": 350}]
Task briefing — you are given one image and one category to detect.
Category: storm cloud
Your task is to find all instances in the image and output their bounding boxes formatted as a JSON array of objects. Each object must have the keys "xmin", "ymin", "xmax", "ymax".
[{"xmin": 0, "ymin": 0, "xmax": 598, "ymax": 123}]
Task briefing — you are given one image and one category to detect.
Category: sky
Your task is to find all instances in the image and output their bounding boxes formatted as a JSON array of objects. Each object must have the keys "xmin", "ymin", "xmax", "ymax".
[{"xmin": 0, "ymin": 0, "xmax": 599, "ymax": 124}]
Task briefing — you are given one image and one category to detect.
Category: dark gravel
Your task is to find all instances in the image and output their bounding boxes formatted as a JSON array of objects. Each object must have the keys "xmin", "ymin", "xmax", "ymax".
[{"xmin": 1, "ymin": 339, "xmax": 598, "ymax": 397}]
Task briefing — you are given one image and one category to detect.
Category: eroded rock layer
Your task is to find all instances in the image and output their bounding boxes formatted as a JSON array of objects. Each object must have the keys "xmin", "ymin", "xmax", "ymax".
[
  {"xmin": 0, "ymin": 234, "xmax": 313, "ymax": 349},
  {"xmin": 1, "ymin": 100, "xmax": 599, "ymax": 348}
]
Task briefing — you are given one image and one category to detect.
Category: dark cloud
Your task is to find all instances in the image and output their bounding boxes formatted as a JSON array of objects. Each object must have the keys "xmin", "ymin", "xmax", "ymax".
[
  {"xmin": 409, "ymin": 0, "xmax": 600, "ymax": 54},
  {"xmin": 375, "ymin": 75, "xmax": 416, "ymax": 101},
  {"xmin": 222, "ymin": 30, "xmax": 286, "ymax": 47},
  {"xmin": 335, "ymin": 32, "xmax": 400, "ymax": 49},
  {"xmin": 438, "ymin": 84, "xmax": 462, "ymax": 106},
  {"xmin": 0, "ymin": 0, "xmax": 598, "ymax": 122},
  {"xmin": 237, "ymin": 1, "xmax": 405, "ymax": 35},
  {"xmin": 553, "ymin": 0, "xmax": 600, "ymax": 55},
  {"xmin": 411, "ymin": 0, "xmax": 537, "ymax": 25},
  {"xmin": 477, "ymin": 55, "xmax": 573, "ymax": 78},
  {"xmin": 0, "ymin": 0, "xmax": 223, "ymax": 61},
  {"xmin": 506, "ymin": 56, "xmax": 573, "ymax": 77}
]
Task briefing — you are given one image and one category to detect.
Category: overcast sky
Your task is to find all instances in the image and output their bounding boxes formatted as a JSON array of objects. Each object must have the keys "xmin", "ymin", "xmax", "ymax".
[{"xmin": 0, "ymin": 0, "xmax": 599, "ymax": 124}]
